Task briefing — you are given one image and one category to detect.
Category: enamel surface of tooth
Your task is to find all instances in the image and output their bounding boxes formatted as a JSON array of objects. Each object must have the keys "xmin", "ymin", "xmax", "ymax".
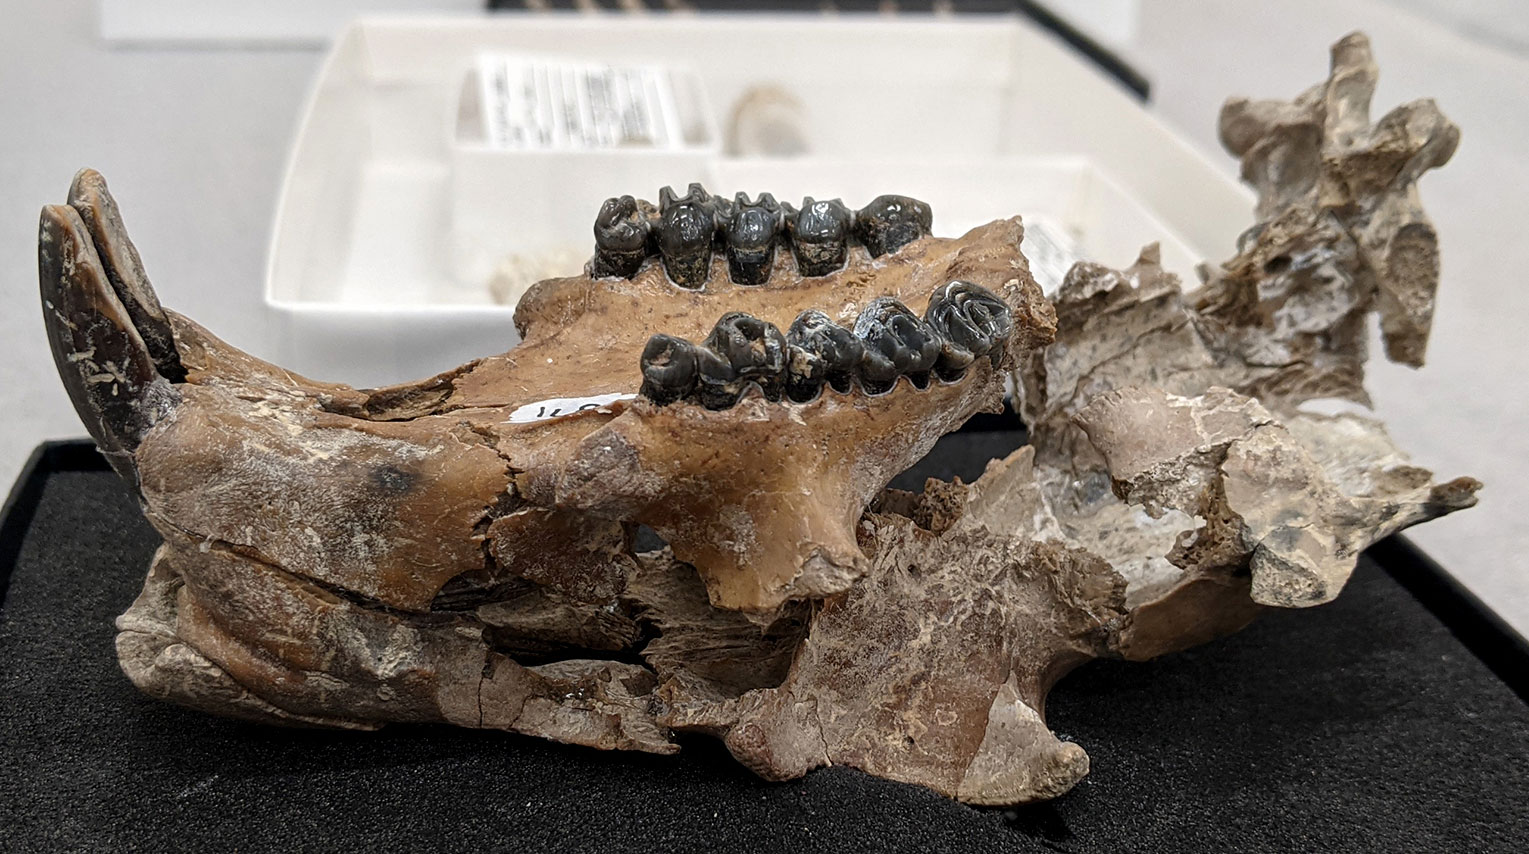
[
  {"xmin": 787, "ymin": 308, "xmax": 863, "ymax": 397},
  {"xmin": 854, "ymin": 297, "xmax": 942, "ymax": 391},
  {"xmin": 784, "ymin": 345, "xmax": 827, "ymax": 403},
  {"xmin": 789, "ymin": 197, "xmax": 853, "ymax": 277},
  {"xmin": 925, "ymin": 280, "xmax": 1014, "ymax": 377},
  {"xmin": 658, "ymin": 185, "xmax": 716, "ymax": 289},
  {"xmin": 591, "ymin": 195, "xmax": 651, "ymax": 279},
  {"xmin": 692, "ymin": 346, "xmax": 738, "ymax": 410},
  {"xmin": 855, "ymin": 194, "xmax": 933, "ymax": 258},
  {"xmin": 701, "ymin": 311, "xmax": 788, "ymax": 404},
  {"xmin": 725, "ymin": 193, "xmax": 781, "ymax": 286},
  {"xmin": 639, "ymin": 334, "xmax": 699, "ymax": 405}
]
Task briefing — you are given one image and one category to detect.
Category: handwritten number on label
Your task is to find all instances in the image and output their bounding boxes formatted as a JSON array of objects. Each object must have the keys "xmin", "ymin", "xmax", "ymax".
[{"xmin": 507, "ymin": 393, "xmax": 636, "ymax": 425}]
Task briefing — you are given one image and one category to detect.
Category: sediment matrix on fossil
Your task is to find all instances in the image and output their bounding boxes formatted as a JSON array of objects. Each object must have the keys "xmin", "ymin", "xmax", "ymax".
[{"xmin": 39, "ymin": 31, "xmax": 1477, "ymax": 806}]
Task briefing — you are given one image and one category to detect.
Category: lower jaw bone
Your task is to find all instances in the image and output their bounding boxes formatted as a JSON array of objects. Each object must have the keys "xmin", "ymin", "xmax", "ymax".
[{"xmin": 47, "ymin": 30, "xmax": 1479, "ymax": 808}]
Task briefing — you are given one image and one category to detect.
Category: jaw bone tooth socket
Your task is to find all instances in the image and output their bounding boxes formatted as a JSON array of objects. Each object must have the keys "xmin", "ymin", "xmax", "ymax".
[
  {"xmin": 590, "ymin": 195, "xmax": 652, "ymax": 279},
  {"xmin": 924, "ymin": 280, "xmax": 1015, "ymax": 380},
  {"xmin": 855, "ymin": 194, "xmax": 933, "ymax": 258},
  {"xmin": 639, "ymin": 334, "xmax": 700, "ymax": 405},
  {"xmin": 657, "ymin": 184, "xmax": 717, "ymax": 290},
  {"xmin": 853, "ymin": 297, "xmax": 942, "ymax": 394},
  {"xmin": 694, "ymin": 311, "xmax": 788, "ymax": 409},
  {"xmin": 786, "ymin": 309, "xmax": 864, "ymax": 401},
  {"xmin": 787, "ymin": 197, "xmax": 854, "ymax": 277},
  {"xmin": 724, "ymin": 192, "xmax": 782, "ymax": 286}
]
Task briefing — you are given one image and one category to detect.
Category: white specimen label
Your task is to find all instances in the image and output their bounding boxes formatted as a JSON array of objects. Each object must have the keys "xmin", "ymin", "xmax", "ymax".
[
  {"xmin": 506, "ymin": 393, "xmax": 635, "ymax": 424},
  {"xmin": 477, "ymin": 54, "xmax": 684, "ymax": 151}
]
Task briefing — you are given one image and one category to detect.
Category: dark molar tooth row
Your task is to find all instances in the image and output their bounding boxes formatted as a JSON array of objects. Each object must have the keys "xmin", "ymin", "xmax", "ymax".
[
  {"xmin": 636, "ymin": 281, "xmax": 1012, "ymax": 408},
  {"xmin": 587, "ymin": 185, "xmax": 934, "ymax": 287}
]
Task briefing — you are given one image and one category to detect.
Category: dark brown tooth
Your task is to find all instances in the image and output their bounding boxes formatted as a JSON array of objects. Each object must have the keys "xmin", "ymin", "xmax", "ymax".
[
  {"xmin": 591, "ymin": 195, "xmax": 651, "ymax": 279},
  {"xmin": 853, "ymin": 297, "xmax": 941, "ymax": 394},
  {"xmin": 695, "ymin": 312, "xmax": 788, "ymax": 408},
  {"xmin": 785, "ymin": 345, "xmax": 825, "ymax": 403},
  {"xmin": 693, "ymin": 346, "xmax": 737, "ymax": 410},
  {"xmin": 787, "ymin": 197, "xmax": 853, "ymax": 277},
  {"xmin": 639, "ymin": 334, "xmax": 699, "ymax": 405},
  {"xmin": 38, "ymin": 204, "xmax": 178, "ymax": 481},
  {"xmin": 66, "ymin": 168, "xmax": 185, "ymax": 382},
  {"xmin": 724, "ymin": 192, "xmax": 782, "ymax": 286},
  {"xmin": 855, "ymin": 194, "xmax": 933, "ymax": 257},
  {"xmin": 786, "ymin": 309, "xmax": 862, "ymax": 402},
  {"xmin": 924, "ymin": 280, "xmax": 1014, "ymax": 379},
  {"xmin": 657, "ymin": 184, "xmax": 716, "ymax": 289}
]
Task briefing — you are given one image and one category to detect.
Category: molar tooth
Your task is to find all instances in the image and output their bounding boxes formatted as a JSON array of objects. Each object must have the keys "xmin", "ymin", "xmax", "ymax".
[
  {"xmin": 924, "ymin": 280, "xmax": 1015, "ymax": 379},
  {"xmin": 639, "ymin": 334, "xmax": 699, "ymax": 405},
  {"xmin": 785, "ymin": 345, "xmax": 825, "ymax": 403},
  {"xmin": 787, "ymin": 197, "xmax": 853, "ymax": 277},
  {"xmin": 855, "ymin": 194, "xmax": 933, "ymax": 257},
  {"xmin": 657, "ymin": 184, "xmax": 716, "ymax": 289},
  {"xmin": 693, "ymin": 346, "xmax": 738, "ymax": 410},
  {"xmin": 853, "ymin": 297, "xmax": 941, "ymax": 394},
  {"xmin": 787, "ymin": 309, "xmax": 863, "ymax": 401},
  {"xmin": 725, "ymin": 192, "xmax": 782, "ymax": 286},
  {"xmin": 697, "ymin": 311, "xmax": 788, "ymax": 407},
  {"xmin": 590, "ymin": 195, "xmax": 651, "ymax": 279}
]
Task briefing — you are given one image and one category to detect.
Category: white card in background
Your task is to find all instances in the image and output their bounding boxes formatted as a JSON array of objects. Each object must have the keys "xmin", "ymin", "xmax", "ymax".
[
  {"xmin": 1023, "ymin": 218, "xmax": 1084, "ymax": 294},
  {"xmin": 476, "ymin": 54, "xmax": 686, "ymax": 151}
]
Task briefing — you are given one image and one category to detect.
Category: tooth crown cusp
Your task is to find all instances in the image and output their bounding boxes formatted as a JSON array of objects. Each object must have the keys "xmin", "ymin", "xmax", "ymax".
[
  {"xmin": 657, "ymin": 184, "xmax": 716, "ymax": 290},
  {"xmin": 854, "ymin": 194, "xmax": 933, "ymax": 258},
  {"xmin": 725, "ymin": 193, "xmax": 783, "ymax": 286},
  {"xmin": 854, "ymin": 297, "xmax": 941, "ymax": 393},
  {"xmin": 924, "ymin": 280, "xmax": 1014, "ymax": 378},
  {"xmin": 698, "ymin": 312, "xmax": 788, "ymax": 408},
  {"xmin": 788, "ymin": 197, "xmax": 854, "ymax": 278},
  {"xmin": 590, "ymin": 195, "xmax": 651, "ymax": 279},
  {"xmin": 639, "ymin": 334, "xmax": 700, "ymax": 406},
  {"xmin": 786, "ymin": 309, "xmax": 863, "ymax": 402}
]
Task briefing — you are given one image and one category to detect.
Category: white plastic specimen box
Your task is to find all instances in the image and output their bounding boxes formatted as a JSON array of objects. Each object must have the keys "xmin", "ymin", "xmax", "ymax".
[{"xmin": 267, "ymin": 13, "xmax": 1254, "ymax": 387}]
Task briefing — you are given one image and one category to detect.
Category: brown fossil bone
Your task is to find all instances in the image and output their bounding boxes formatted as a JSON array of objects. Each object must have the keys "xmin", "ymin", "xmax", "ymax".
[
  {"xmin": 38, "ymin": 31, "xmax": 1477, "ymax": 807},
  {"xmin": 40, "ymin": 167, "xmax": 1055, "ymax": 757},
  {"xmin": 675, "ymin": 35, "xmax": 1478, "ymax": 802}
]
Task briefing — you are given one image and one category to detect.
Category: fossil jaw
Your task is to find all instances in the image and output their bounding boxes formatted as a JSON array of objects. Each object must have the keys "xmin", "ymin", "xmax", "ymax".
[
  {"xmin": 43, "ymin": 174, "xmax": 1054, "ymax": 617},
  {"xmin": 38, "ymin": 31, "xmax": 1480, "ymax": 809}
]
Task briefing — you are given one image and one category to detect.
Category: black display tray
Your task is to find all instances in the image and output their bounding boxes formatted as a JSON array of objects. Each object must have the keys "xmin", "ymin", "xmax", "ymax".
[{"xmin": 3, "ymin": 434, "xmax": 1527, "ymax": 853}]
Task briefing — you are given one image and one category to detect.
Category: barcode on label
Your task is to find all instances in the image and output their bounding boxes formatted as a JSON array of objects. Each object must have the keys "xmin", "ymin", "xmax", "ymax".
[{"xmin": 477, "ymin": 54, "xmax": 685, "ymax": 151}]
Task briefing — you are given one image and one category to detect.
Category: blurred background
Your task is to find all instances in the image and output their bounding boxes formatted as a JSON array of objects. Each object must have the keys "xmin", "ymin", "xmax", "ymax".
[{"xmin": 2, "ymin": 0, "xmax": 1525, "ymax": 632}]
